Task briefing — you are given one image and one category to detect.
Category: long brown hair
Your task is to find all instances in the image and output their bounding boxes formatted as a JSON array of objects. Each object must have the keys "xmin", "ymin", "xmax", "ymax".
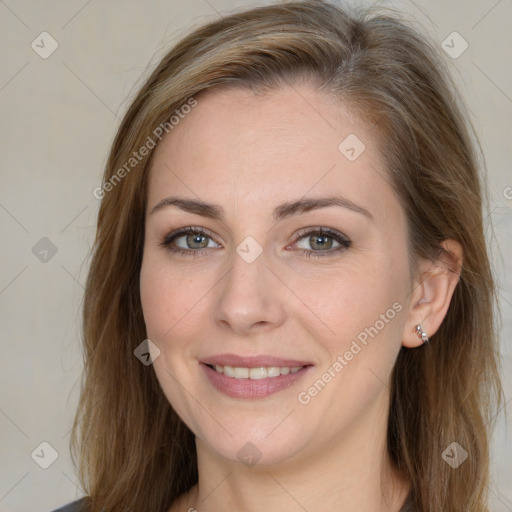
[{"xmin": 71, "ymin": 2, "xmax": 503, "ymax": 510}]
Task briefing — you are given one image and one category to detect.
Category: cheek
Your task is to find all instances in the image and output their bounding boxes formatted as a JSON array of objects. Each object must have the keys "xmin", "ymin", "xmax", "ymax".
[
  {"xmin": 139, "ymin": 258, "xmax": 171, "ymax": 339},
  {"xmin": 307, "ymin": 253, "xmax": 409, "ymax": 372},
  {"xmin": 140, "ymin": 254, "xmax": 202, "ymax": 424},
  {"xmin": 306, "ymin": 268, "xmax": 404, "ymax": 338},
  {"xmin": 139, "ymin": 253, "xmax": 199, "ymax": 341}
]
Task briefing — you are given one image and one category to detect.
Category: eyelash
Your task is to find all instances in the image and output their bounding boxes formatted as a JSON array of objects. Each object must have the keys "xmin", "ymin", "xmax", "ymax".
[{"xmin": 159, "ymin": 226, "xmax": 352, "ymax": 259}]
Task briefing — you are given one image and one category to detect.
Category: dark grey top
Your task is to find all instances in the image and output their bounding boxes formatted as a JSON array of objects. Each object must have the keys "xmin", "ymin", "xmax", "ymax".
[
  {"xmin": 52, "ymin": 492, "xmax": 417, "ymax": 511},
  {"xmin": 51, "ymin": 498, "xmax": 88, "ymax": 512},
  {"xmin": 400, "ymin": 490, "xmax": 417, "ymax": 511}
]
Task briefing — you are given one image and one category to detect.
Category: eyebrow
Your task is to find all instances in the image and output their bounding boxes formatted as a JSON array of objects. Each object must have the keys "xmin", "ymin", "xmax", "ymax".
[{"xmin": 150, "ymin": 195, "xmax": 373, "ymax": 221}]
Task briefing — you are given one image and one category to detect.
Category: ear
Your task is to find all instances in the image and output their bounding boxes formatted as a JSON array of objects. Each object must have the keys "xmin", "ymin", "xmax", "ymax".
[{"xmin": 402, "ymin": 239, "xmax": 463, "ymax": 348}]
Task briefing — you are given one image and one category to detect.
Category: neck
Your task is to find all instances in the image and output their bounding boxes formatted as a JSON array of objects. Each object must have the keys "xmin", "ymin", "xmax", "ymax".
[{"xmin": 178, "ymin": 391, "xmax": 410, "ymax": 512}]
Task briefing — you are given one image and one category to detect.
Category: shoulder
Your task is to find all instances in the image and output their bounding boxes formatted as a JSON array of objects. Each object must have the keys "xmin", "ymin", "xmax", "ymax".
[{"xmin": 50, "ymin": 497, "xmax": 89, "ymax": 512}]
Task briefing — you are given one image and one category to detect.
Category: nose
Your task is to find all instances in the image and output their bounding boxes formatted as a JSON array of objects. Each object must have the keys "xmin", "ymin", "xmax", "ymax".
[{"xmin": 212, "ymin": 244, "xmax": 286, "ymax": 336}]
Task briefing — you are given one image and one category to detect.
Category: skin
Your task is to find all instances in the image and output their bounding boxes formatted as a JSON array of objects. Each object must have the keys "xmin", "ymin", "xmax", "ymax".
[{"xmin": 139, "ymin": 84, "xmax": 462, "ymax": 512}]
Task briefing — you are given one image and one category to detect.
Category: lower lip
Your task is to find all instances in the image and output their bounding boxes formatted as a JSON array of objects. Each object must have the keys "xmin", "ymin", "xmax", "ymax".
[{"xmin": 201, "ymin": 363, "xmax": 312, "ymax": 399}]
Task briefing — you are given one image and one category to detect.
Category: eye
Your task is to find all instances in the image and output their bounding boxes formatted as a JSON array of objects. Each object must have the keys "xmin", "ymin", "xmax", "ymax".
[
  {"xmin": 159, "ymin": 226, "xmax": 220, "ymax": 257},
  {"xmin": 291, "ymin": 227, "xmax": 351, "ymax": 258},
  {"xmin": 159, "ymin": 226, "xmax": 351, "ymax": 259}
]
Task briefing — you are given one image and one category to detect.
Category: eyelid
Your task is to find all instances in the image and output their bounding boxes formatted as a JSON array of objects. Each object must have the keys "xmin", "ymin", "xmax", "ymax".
[
  {"xmin": 292, "ymin": 226, "xmax": 350, "ymax": 241},
  {"xmin": 288, "ymin": 226, "xmax": 352, "ymax": 254},
  {"xmin": 160, "ymin": 226, "xmax": 220, "ymax": 246},
  {"xmin": 159, "ymin": 225, "xmax": 351, "ymax": 257}
]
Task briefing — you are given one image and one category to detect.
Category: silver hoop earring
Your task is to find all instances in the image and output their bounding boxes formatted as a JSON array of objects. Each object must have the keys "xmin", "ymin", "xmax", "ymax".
[{"xmin": 415, "ymin": 324, "xmax": 429, "ymax": 344}]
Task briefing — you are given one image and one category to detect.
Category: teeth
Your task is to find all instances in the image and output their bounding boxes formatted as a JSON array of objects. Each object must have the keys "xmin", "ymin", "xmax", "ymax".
[
  {"xmin": 212, "ymin": 364, "xmax": 304, "ymax": 379},
  {"xmin": 223, "ymin": 365, "xmax": 235, "ymax": 377},
  {"xmin": 233, "ymin": 367, "xmax": 249, "ymax": 379}
]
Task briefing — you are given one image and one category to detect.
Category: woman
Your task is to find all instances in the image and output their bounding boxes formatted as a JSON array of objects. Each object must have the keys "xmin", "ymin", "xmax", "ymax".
[{"xmin": 53, "ymin": 1, "xmax": 503, "ymax": 511}]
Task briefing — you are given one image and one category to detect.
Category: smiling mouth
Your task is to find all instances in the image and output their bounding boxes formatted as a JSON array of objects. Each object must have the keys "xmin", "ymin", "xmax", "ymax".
[
  {"xmin": 205, "ymin": 363, "xmax": 307, "ymax": 379},
  {"xmin": 201, "ymin": 362, "xmax": 313, "ymax": 399}
]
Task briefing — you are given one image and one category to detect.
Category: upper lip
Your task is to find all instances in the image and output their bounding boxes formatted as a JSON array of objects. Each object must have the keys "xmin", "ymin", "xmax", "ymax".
[{"xmin": 201, "ymin": 353, "xmax": 313, "ymax": 368}]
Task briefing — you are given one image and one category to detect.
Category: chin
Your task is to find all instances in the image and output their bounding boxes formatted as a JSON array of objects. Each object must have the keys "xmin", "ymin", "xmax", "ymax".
[{"xmin": 198, "ymin": 425, "xmax": 312, "ymax": 468}]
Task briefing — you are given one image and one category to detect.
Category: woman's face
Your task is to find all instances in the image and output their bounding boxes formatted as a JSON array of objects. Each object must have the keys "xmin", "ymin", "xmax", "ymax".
[{"xmin": 140, "ymin": 85, "xmax": 414, "ymax": 467}]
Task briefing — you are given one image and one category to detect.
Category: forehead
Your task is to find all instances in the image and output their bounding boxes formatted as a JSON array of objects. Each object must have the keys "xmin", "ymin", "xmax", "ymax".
[{"xmin": 146, "ymin": 85, "xmax": 394, "ymax": 221}]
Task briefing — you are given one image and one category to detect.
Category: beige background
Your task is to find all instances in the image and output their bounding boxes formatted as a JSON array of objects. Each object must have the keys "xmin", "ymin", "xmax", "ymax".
[{"xmin": 0, "ymin": 1, "xmax": 510, "ymax": 511}]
